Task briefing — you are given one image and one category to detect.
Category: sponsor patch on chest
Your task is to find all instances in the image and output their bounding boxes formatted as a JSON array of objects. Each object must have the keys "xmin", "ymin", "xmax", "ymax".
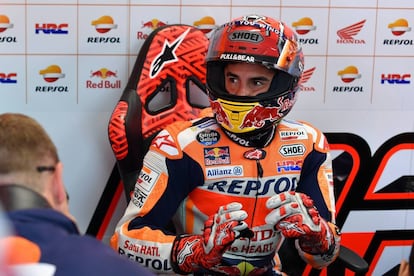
[
  {"xmin": 205, "ymin": 165, "xmax": 244, "ymax": 179},
  {"xmin": 203, "ymin": 146, "xmax": 230, "ymax": 165}
]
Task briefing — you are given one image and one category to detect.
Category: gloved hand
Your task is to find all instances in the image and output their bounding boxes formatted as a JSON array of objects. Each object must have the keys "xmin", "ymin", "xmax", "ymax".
[
  {"xmin": 265, "ymin": 191, "xmax": 337, "ymax": 255},
  {"xmin": 171, "ymin": 202, "xmax": 250, "ymax": 274}
]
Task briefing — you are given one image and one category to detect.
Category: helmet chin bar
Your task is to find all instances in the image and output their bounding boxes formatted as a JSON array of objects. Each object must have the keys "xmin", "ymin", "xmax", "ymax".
[
  {"xmin": 223, "ymin": 125, "xmax": 277, "ymax": 148},
  {"xmin": 209, "ymin": 92, "xmax": 294, "ymax": 138}
]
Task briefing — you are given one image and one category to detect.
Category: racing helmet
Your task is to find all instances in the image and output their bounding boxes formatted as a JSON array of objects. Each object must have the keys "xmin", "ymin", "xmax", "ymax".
[{"xmin": 206, "ymin": 15, "xmax": 304, "ymax": 135}]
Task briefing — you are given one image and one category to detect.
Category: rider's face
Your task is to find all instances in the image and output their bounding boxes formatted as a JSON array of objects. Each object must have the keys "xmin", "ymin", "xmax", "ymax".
[{"xmin": 224, "ymin": 63, "xmax": 275, "ymax": 97}]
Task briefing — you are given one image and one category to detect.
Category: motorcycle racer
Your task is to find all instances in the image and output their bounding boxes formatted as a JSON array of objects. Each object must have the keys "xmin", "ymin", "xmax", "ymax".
[{"xmin": 111, "ymin": 14, "xmax": 341, "ymax": 275}]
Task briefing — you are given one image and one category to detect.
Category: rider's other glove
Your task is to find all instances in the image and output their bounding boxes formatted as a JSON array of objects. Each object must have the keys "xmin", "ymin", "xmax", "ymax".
[
  {"xmin": 265, "ymin": 191, "xmax": 340, "ymax": 268},
  {"xmin": 171, "ymin": 202, "xmax": 249, "ymax": 274}
]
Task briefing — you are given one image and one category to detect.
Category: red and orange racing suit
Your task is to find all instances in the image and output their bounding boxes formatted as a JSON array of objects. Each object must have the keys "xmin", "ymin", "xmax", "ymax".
[{"xmin": 111, "ymin": 116, "xmax": 338, "ymax": 275}]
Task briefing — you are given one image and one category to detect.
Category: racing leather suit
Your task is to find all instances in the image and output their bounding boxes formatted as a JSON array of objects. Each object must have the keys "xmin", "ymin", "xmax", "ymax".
[{"xmin": 111, "ymin": 115, "xmax": 339, "ymax": 275}]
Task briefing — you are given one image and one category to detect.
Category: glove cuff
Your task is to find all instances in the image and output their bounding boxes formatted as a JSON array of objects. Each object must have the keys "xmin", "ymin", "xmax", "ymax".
[
  {"xmin": 171, "ymin": 234, "xmax": 202, "ymax": 274},
  {"xmin": 298, "ymin": 219, "xmax": 337, "ymax": 254},
  {"xmin": 296, "ymin": 221, "xmax": 341, "ymax": 269}
]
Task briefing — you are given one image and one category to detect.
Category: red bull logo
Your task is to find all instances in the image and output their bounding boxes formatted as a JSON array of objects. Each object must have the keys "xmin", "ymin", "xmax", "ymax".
[
  {"xmin": 240, "ymin": 98, "xmax": 292, "ymax": 130},
  {"xmin": 142, "ymin": 19, "xmax": 167, "ymax": 30},
  {"xmin": 90, "ymin": 68, "xmax": 117, "ymax": 79},
  {"xmin": 240, "ymin": 105, "xmax": 280, "ymax": 129},
  {"xmin": 210, "ymin": 100, "xmax": 231, "ymax": 128},
  {"xmin": 137, "ymin": 19, "xmax": 168, "ymax": 39},
  {"xmin": 212, "ymin": 98, "xmax": 293, "ymax": 133},
  {"xmin": 87, "ymin": 68, "xmax": 120, "ymax": 89},
  {"xmin": 204, "ymin": 147, "xmax": 230, "ymax": 166}
]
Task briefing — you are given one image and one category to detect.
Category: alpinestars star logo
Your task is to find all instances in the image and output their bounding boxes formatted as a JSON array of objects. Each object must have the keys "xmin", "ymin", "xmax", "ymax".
[
  {"xmin": 177, "ymin": 239, "xmax": 197, "ymax": 264},
  {"xmin": 278, "ymin": 221, "xmax": 306, "ymax": 234},
  {"xmin": 150, "ymin": 27, "xmax": 190, "ymax": 78}
]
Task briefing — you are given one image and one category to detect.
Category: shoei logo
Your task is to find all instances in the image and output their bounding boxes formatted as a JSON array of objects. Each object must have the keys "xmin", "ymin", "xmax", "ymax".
[
  {"xmin": 279, "ymin": 144, "xmax": 305, "ymax": 157},
  {"xmin": 337, "ymin": 66, "xmax": 361, "ymax": 83},
  {"xmin": 39, "ymin": 65, "xmax": 65, "ymax": 83},
  {"xmin": 336, "ymin": 19, "xmax": 366, "ymax": 44},
  {"xmin": 388, "ymin": 18, "xmax": 411, "ymax": 36},
  {"xmin": 0, "ymin": 14, "xmax": 13, "ymax": 33},
  {"xmin": 193, "ymin": 16, "xmax": 217, "ymax": 34},
  {"xmin": 229, "ymin": 31, "xmax": 263, "ymax": 43},
  {"xmin": 292, "ymin": 17, "xmax": 316, "ymax": 35},
  {"xmin": 91, "ymin": 15, "xmax": 117, "ymax": 33}
]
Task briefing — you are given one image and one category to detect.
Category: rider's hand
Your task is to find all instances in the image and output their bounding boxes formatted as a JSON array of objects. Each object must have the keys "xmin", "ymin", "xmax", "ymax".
[
  {"xmin": 265, "ymin": 191, "xmax": 337, "ymax": 255},
  {"xmin": 171, "ymin": 202, "xmax": 250, "ymax": 274}
]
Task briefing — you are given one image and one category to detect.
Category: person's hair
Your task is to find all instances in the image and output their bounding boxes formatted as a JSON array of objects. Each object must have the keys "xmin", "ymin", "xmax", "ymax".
[{"xmin": 0, "ymin": 113, "xmax": 59, "ymax": 190}]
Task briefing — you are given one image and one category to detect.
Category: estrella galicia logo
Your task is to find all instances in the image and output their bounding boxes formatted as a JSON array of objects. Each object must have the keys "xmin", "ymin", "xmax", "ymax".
[{"xmin": 196, "ymin": 129, "xmax": 220, "ymax": 146}]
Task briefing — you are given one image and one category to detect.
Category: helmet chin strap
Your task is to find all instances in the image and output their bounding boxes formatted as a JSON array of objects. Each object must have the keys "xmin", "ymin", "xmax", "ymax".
[{"xmin": 223, "ymin": 124, "xmax": 277, "ymax": 148}]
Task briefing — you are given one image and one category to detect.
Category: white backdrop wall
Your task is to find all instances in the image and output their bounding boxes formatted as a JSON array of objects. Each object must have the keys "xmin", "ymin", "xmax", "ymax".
[{"xmin": 1, "ymin": 1, "xmax": 413, "ymax": 275}]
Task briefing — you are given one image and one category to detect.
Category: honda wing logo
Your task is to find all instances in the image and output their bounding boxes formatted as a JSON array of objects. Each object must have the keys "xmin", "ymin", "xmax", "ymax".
[
  {"xmin": 337, "ymin": 19, "xmax": 366, "ymax": 44},
  {"xmin": 150, "ymin": 27, "xmax": 190, "ymax": 78},
  {"xmin": 299, "ymin": 67, "xmax": 316, "ymax": 86}
]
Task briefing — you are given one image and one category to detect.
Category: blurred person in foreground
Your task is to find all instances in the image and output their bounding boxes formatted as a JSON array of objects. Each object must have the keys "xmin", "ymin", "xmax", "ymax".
[
  {"xmin": 0, "ymin": 112, "xmax": 154, "ymax": 276},
  {"xmin": 399, "ymin": 241, "xmax": 414, "ymax": 276},
  {"xmin": 111, "ymin": 14, "xmax": 341, "ymax": 275}
]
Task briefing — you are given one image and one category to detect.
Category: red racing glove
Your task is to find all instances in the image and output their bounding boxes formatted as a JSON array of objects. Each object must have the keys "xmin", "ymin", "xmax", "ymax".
[
  {"xmin": 265, "ymin": 191, "xmax": 340, "ymax": 258},
  {"xmin": 171, "ymin": 202, "xmax": 249, "ymax": 274}
]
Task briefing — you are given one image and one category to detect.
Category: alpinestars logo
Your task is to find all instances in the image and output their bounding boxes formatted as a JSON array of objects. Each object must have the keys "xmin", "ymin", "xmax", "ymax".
[
  {"xmin": 150, "ymin": 27, "xmax": 190, "ymax": 78},
  {"xmin": 177, "ymin": 239, "xmax": 196, "ymax": 264},
  {"xmin": 337, "ymin": 19, "xmax": 366, "ymax": 44}
]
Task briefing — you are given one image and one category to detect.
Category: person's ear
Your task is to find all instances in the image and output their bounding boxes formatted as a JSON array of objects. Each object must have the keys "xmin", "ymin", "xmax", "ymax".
[
  {"xmin": 398, "ymin": 259, "xmax": 409, "ymax": 276},
  {"xmin": 52, "ymin": 162, "xmax": 66, "ymax": 204},
  {"xmin": 50, "ymin": 162, "xmax": 76, "ymax": 222}
]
